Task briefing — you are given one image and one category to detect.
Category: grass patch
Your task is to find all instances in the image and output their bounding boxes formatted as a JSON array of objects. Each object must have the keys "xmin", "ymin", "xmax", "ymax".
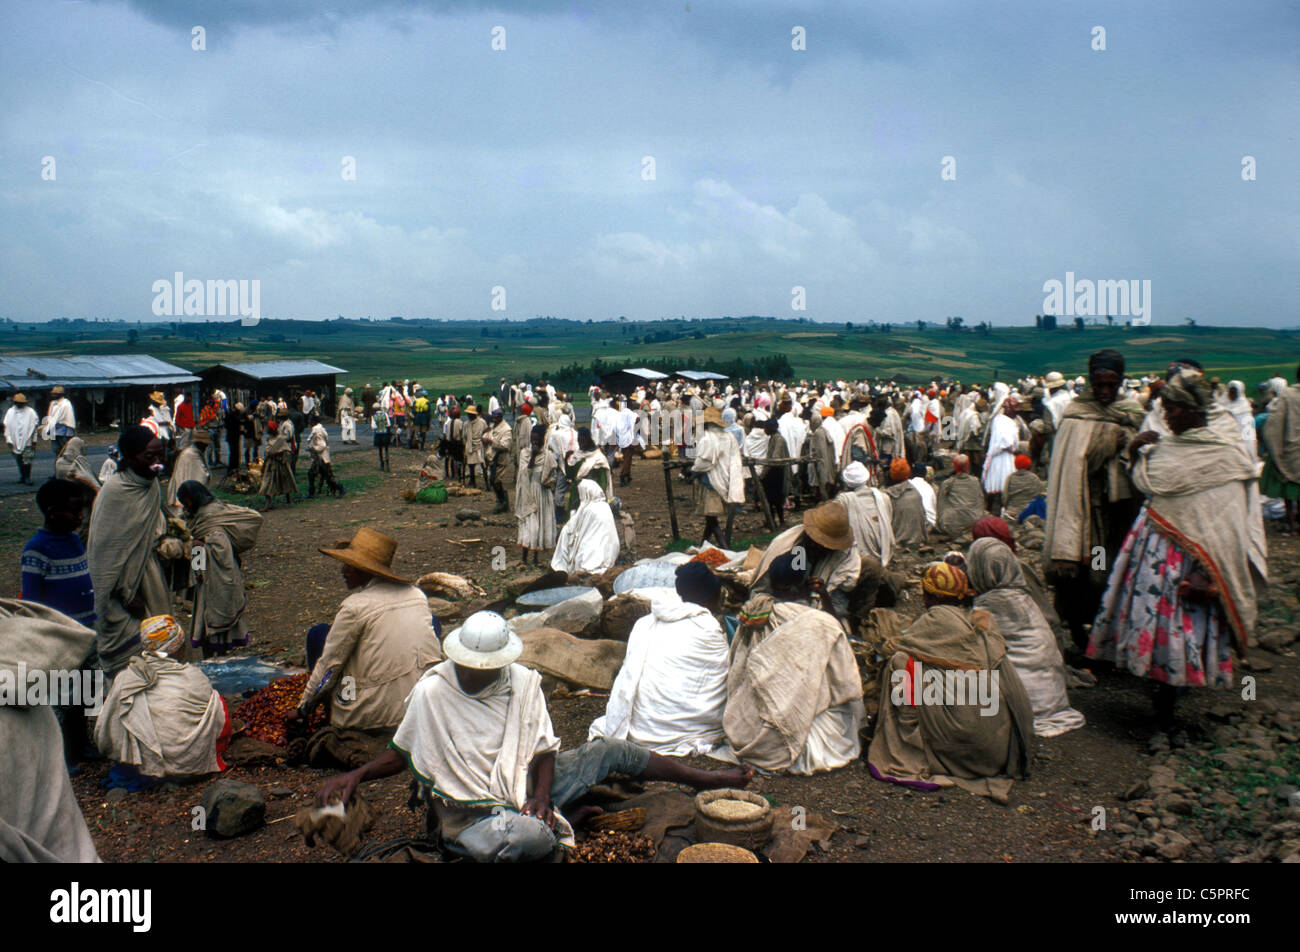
[{"xmin": 1176, "ymin": 744, "xmax": 1300, "ymax": 841}]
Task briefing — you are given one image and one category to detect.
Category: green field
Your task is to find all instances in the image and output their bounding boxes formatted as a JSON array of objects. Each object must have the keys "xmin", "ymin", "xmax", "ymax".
[{"xmin": 5, "ymin": 317, "xmax": 1298, "ymax": 396}]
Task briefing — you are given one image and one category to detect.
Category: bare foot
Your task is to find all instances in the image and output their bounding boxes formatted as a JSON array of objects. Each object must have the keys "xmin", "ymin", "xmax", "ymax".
[{"xmin": 566, "ymin": 805, "xmax": 604, "ymax": 828}]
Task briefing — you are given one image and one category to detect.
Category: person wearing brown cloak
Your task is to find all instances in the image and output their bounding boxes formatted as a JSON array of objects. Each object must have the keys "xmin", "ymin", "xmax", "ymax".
[
  {"xmin": 934, "ymin": 453, "xmax": 985, "ymax": 538},
  {"xmin": 881, "ymin": 457, "xmax": 928, "ymax": 546}
]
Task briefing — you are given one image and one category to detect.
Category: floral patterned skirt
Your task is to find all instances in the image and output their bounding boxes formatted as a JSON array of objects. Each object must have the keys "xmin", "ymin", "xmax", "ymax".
[{"xmin": 1086, "ymin": 506, "xmax": 1233, "ymax": 688}]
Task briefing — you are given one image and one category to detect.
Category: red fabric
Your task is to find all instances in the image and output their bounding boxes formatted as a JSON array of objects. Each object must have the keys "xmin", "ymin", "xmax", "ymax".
[
  {"xmin": 175, "ymin": 401, "xmax": 194, "ymax": 429},
  {"xmin": 214, "ymin": 694, "xmax": 232, "ymax": 772},
  {"xmin": 972, "ymin": 515, "xmax": 1016, "ymax": 553}
]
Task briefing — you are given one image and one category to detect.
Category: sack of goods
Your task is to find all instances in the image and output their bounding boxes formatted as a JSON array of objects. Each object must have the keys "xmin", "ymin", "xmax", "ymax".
[{"xmin": 414, "ymin": 481, "xmax": 448, "ymax": 504}]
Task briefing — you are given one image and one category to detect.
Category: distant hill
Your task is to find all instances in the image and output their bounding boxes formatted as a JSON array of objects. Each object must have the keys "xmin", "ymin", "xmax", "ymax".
[{"xmin": 2, "ymin": 317, "xmax": 1295, "ymax": 396}]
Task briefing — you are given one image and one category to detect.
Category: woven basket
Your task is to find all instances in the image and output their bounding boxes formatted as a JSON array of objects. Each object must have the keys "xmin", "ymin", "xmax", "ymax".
[
  {"xmin": 677, "ymin": 842, "xmax": 759, "ymax": 864},
  {"xmin": 694, "ymin": 788, "xmax": 774, "ymax": 851},
  {"xmin": 587, "ymin": 808, "xmax": 646, "ymax": 833}
]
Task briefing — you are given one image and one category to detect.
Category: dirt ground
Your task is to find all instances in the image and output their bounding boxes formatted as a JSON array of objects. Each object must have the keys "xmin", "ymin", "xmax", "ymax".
[{"xmin": 3, "ymin": 441, "xmax": 1297, "ymax": 863}]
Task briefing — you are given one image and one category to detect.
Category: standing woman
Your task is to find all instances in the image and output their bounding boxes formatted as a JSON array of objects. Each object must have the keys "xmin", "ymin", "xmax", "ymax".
[
  {"xmin": 982, "ymin": 396, "xmax": 1019, "ymax": 513},
  {"xmin": 563, "ymin": 426, "xmax": 612, "ymax": 514},
  {"xmin": 515, "ymin": 426, "xmax": 557, "ymax": 566},
  {"xmin": 759, "ymin": 418, "xmax": 790, "ymax": 527},
  {"xmin": 258, "ymin": 420, "xmax": 297, "ymax": 510},
  {"xmin": 1087, "ymin": 369, "xmax": 1265, "ymax": 737}
]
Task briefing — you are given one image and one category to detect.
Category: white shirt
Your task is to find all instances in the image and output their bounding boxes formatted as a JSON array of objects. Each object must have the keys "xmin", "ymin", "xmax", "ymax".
[
  {"xmin": 4, "ymin": 405, "xmax": 39, "ymax": 451},
  {"xmin": 909, "ymin": 476, "xmax": 937, "ymax": 527},
  {"xmin": 44, "ymin": 397, "xmax": 76, "ymax": 436}
]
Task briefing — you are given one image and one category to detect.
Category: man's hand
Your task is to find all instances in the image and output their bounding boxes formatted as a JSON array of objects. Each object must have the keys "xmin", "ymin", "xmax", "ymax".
[
  {"xmin": 315, "ymin": 769, "xmax": 361, "ymax": 808},
  {"xmin": 521, "ymin": 796, "xmax": 555, "ymax": 828}
]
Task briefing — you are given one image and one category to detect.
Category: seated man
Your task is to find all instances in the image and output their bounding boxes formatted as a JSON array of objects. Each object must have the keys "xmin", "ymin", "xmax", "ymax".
[
  {"xmin": 750, "ymin": 500, "xmax": 860, "ymax": 619},
  {"xmin": 589, "ymin": 562, "xmax": 729, "ymax": 756},
  {"xmin": 1001, "ymin": 453, "xmax": 1045, "ymax": 521},
  {"xmin": 866, "ymin": 563, "xmax": 1034, "ymax": 802},
  {"xmin": 908, "ymin": 462, "xmax": 938, "ymax": 529},
  {"xmin": 934, "ymin": 453, "xmax": 985, "ymax": 539},
  {"xmin": 726, "ymin": 554, "xmax": 865, "ymax": 775},
  {"xmin": 315, "ymin": 611, "xmax": 751, "ymax": 863},
  {"xmin": 289, "ymin": 528, "xmax": 442, "ymax": 734},
  {"xmin": 881, "ymin": 458, "xmax": 928, "ymax": 546},
  {"xmin": 94, "ymin": 615, "xmax": 231, "ymax": 779}
]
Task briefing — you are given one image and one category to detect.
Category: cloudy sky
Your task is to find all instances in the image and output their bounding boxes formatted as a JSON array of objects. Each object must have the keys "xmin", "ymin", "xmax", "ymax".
[{"xmin": 1, "ymin": 0, "xmax": 1296, "ymax": 326}]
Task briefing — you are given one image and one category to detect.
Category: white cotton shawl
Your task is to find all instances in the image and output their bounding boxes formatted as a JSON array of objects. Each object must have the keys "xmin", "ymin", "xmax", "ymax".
[
  {"xmin": 393, "ymin": 661, "xmax": 572, "ymax": 846},
  {"xmin": 588, "ymin": 594, "xmax": 729, "ymax": 756},
  {"xmin": 551, "ymin": 480, "xmax": 620, "ymax": 574}
]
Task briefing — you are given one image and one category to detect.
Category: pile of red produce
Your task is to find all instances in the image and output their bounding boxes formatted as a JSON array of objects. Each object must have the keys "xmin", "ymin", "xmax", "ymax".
[{"xmin": 233, "ymin": 673, "xmax": 325, "ymax": 746}]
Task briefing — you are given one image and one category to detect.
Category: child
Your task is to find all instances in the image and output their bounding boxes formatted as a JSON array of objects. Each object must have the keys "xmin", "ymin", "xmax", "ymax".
[{"xmin": 21, "ymin": 477, "xmax": 98, "ymax": 770}]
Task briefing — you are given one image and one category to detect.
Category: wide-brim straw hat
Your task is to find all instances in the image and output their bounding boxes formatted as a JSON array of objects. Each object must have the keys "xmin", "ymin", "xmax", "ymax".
[
  {"xmin": 11, "ymin": 392, "xmax": 27, "ymax": 404},
  {"xmin": 319, "ymin": 527, "xmax": 411, "ymax": 584},
  {"xmin": 191, "ymin": 428, "xmax": 211, "ymax": 444},
  {"xmin": 51, "ymin": 385, "xmax": 66, "ymax": 396},
  {"xmin": 700, "ymin": 406, "xmax": 725, "ymax": 427},
  {"xmin": 803, "ymin": 500, "xmax": 853, "ymax": 550},
  {"xmin": 148, "ymin": 391, "xmax": 165, "ymax": 404},
  {"xmin": 464, "ymin": 405, "xmax": 479, "ymax": 416}
]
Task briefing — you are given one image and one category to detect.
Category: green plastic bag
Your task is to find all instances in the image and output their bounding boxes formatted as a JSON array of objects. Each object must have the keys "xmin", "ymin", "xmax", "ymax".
[{"xmin": 415, "ymin": 481, "xmax": 447, "ymax": 505}]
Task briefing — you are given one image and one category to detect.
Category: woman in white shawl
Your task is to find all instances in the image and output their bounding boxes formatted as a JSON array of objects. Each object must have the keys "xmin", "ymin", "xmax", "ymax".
[
  {"xmin": 516, "ymin": 426, "xmax": 558, "ymax": 566},
  {"xmin": 562, "ymin": 427, "xmax": 611, "ymax": 514},
  {"xmin": 1088, "ymin": 369, "xmax": 1265, "ymax": 735},
  {"xmin": 1218, "ymin": 379, "xmax": 1257, "ymax": 460},
  {"xmin": 551, "ymin": 479, "xmax": 620, "ymax": 575},
  {"xmin": 967, "ymin": 538, "xmax": 1084, "ymax": 737},
  {"xmin": 981, "ymin": 396, "xmax": 1020, "ymax": 510}
]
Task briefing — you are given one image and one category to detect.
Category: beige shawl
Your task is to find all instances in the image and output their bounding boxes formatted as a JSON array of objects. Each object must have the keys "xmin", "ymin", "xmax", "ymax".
[
  {"xmin": 188, "ymin": 500, "xmax": 262, "ymax": 643},
  {"xmin": 1263, "ymin": 384, "xmax": 1300, "ymax": 482}
]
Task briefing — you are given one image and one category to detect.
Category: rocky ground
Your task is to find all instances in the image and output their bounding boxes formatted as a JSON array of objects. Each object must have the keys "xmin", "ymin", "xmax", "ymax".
[{"xmin": 2, "ymin": 440, "xmax": 1297, "ymax": 862}]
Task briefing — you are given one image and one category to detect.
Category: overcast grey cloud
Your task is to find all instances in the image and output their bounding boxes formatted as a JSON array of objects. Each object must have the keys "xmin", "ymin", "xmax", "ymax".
[{"xmin": 1, "ymin": 0, "xmax": 1296, "ymax": 325}]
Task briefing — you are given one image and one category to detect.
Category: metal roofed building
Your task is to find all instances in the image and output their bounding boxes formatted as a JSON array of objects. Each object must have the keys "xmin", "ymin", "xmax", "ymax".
[
  {"xmin": 198, "ymin": 360, "xmax": 347, "ymax": 415},
  {"xmin": 674, "ymin": 370, "xmax": 730, "ymax": 383},
  {"xmin": 598, "ymin": 366, "xmax": 669, "ymax": 396},
  {"xmin": 0, "ymin": 354, "xmax": 201, "ymax": 429}
]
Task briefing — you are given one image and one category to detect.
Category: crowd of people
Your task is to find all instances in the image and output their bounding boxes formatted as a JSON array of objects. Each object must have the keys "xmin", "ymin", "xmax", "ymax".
[{"xmin": 3, "ymin": 347, "xmax": 1293, "ymax": 863}]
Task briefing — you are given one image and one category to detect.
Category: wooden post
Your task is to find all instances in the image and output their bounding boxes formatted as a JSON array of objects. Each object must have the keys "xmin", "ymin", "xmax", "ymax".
[
  {"xmin": 663, "ymin": 458, "xmax": 681, "ymax": 541},
  {"xmin": 745, "ymin": 459, "xmax": 777, "ymax": 531}
]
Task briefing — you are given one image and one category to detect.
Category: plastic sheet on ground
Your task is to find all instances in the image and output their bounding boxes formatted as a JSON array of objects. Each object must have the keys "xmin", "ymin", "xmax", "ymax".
[{"xmin": 199, "ymin": 657, "xmax": 302, "ymax": 695}]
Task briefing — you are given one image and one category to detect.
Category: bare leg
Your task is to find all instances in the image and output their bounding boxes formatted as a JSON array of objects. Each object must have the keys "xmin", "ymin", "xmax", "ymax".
[{"xmin": 639, "ymin": 753, "xmax": 753, "ymax": 790}]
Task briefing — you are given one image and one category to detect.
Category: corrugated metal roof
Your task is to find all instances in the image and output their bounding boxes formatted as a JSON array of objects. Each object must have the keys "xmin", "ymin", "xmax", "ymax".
[
  {"xmin": 675, "ymin": 370, "xmax": 729, "ymax": 381},
  {"xmin": 0, "ymin": 354, "xmax": 199, "ymax": 391},
  {"xmin": 202, "ymin": 360, "xmax": 346, "ymax": 380},
  {"xmin": 617, "ymin": 368, "xmax": 669, "ymax": 379}
]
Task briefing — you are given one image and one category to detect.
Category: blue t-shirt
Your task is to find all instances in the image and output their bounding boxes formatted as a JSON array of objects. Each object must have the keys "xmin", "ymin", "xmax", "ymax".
[{"xmin": 21, "ymin": 528, "xmax": 96, "ymax": 627}]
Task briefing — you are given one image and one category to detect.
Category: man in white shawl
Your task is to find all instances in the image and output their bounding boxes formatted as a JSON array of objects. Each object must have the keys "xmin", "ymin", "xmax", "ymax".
[
  {"xmin": 0, "ymin": 600, "xmax": 101, "ymax": 862},
  {"xmin": 314, "ymin": 611, "xmax": 751, "ymax": 862},
  {"xmin": 94, "ymin": 614, "xmax": 230, "ymax": 778},
  {"xmin": 87, "ymin": 427, "xmax": 181, "ymax": 677},
  {"xmin": 42, "ymin": 385, "xmax": 78, "ymax": 456},
  {"xmin": 589, "ymin": 562, "xmax": 729, "ymax": 756},
  {"xmin": 837, "ymin": 461, "xmax": 894, "ymax": 567},
  {"xmin": 1218, "ymin": 379, "xmax": 1257, "ymax": 459},
  {"xmin": 4, "ymin": 392, "xmax": 40, "ymax": 484},
  {"xmin": 614, "ymin": 395, "xmax": 643, "ymax": 487},
  {"xmin": 967, "ymin": 538, "xmax": 1085, "ymax": 737},
  {"xmin": 690, "ymin": 406, "xmax": 746, "ymax": 548},
  {"xmin": 551, "ymin": 479, "xmax": 620, "ymax": 575}
]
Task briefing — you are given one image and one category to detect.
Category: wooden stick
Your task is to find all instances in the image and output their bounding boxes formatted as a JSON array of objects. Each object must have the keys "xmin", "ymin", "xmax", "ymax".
[{"xmin": 662, "ymin": 458, "xmax": 681, "ymax": 541}]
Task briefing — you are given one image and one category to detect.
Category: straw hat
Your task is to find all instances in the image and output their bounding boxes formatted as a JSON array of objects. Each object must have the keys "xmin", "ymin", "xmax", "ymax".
[
  {"xmin": 1043, "ymin": 371, "xmax": 1066, "ymax": 390},
  {"xmin": 191, "ymin": 428, "xmax": 211, "ymax": 444},
  {"xmin": 700, "ymin": 406, "xmax": 725, "ymax": 427},
  {"xmin": 50, "ymin": 385, "xmax": 66, "ymax": 397},
  {"xmin": 442, "ymin": 611, "xmax": 522, "ymax": 670},
  {"xmin": 803, "ymin": 500, "xmax": 853, "ymax": 550},
  {"xmin": 318, "ymin": 528, "xmax": 411, "ymax": 584},
  {"xmin": 148, "ymin": 391, "xmax": 165, "ymax": 405},
  {"xmin": 464, "ymin": 404, "xmax": 479, "ymax": 416},
  {"xmin": 11, "ymin": 392, "xmax": 26, "ymax": 405}
]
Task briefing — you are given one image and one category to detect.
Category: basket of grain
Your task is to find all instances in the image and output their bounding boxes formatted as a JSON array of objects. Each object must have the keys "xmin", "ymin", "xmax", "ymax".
[
  {"xmin": 694, "ymin": 788, "xmax": 774, "ymax": 850},
  {"xmin": 676, "ymin": 842, "xmax": 759, "ymax": 864}
]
